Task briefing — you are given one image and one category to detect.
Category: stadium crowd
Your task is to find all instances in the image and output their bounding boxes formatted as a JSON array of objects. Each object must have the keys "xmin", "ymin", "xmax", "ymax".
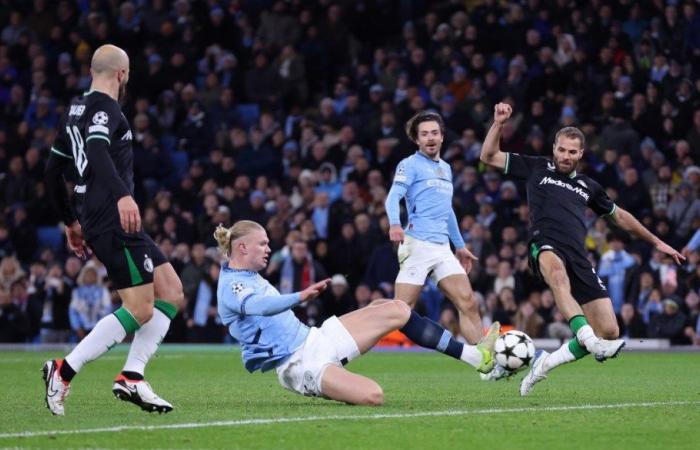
[{"xmin": 1, "ymin": 0, "xmax": 699, "ymax": 346}]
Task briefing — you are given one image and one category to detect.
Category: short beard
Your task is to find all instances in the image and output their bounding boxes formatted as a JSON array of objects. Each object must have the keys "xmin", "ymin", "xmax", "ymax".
[
  {"xmin": 553, "ymin": 159, "xmax": 577, "ymax": 175},
  {"xmin": 117, "ymin": 82, "xmax": 127, "ymax": 104}
]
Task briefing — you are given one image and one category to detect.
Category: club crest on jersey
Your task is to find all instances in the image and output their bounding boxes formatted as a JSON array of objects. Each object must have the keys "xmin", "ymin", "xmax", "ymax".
[
  {"xmin": 435, "ymin": 167, "xmax": 446, "ymax": 177},
  {"xmin": 93, "ymin": 111, "xmax": 109, "ymax": 125},
  {"xmin": 143, "ymin": 254, "xmax": 154, "ymax": 273}
]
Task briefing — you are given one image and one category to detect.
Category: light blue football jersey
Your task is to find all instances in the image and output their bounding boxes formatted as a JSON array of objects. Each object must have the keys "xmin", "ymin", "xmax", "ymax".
[
  {"xmin": 217, "ymin": 263, "xmax": 309, "ymax": 372},
  {"xmin": 386, "ymin": 151, "xmax": 464, "ymax": 247}
]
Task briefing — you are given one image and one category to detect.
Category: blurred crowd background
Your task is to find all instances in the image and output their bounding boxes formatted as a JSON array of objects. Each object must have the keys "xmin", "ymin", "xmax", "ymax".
[{"xmin": 1, "ymin": 0, "xmax": 699, "ymax": 346}]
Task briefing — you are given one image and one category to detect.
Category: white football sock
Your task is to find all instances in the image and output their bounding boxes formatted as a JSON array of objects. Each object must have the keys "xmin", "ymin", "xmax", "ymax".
[
  {"xmin": 576, "ymin": 324, "xmax": 598, "ymax": 351},
  {"xmin": 122, "ymin": 309, "xmax": 171, "ymax": 376},
  {"xmin": 461, "ymin": 344, "xmax": 484, "ymax": 367},
  {"xmin": 65, "ymin": 314, "xmax": 127, "ymax": 372},
  {"xmin": 542, "ymin": 342, "xmax": 577, "ymax": 372}
]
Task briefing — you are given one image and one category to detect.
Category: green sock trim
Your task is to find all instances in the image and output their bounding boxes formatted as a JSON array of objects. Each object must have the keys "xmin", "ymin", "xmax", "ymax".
[
  {"xmin": 113, "ymin": 307, "xmax": 141, "ymax": 334},
  {"xmin": 569, "ymin": 315, "xmax": 589, "ymax": 335},
  {"xmin": 568, "ymin": 338, "xmax": 590, "ymax": 359},
  {"xmin": 154, "ymin": 299, "xmax": 178, "ymax": 320}
]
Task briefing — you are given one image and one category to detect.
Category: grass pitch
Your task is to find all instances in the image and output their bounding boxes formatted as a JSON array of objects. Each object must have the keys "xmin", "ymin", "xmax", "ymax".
[{"xmin": 0, "ymin": 346, "xmax": 698, "ymax": 449}]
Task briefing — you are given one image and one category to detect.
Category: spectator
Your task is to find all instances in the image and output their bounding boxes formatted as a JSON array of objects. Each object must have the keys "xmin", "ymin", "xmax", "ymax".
[
  {"xmin": 187, "ymin": 261, "xmax": 222, "ymax": 342},
  {"xmin": 617, "ymin": 303, "xmax": 647, "ymax": 338},
  {"xmin": 598, "ymin": 233, "xmax": 637, "ymax": 313},
  {"xmin": 322, "ymin": 274, "xmax": 356, "ymax": 320},
  {"xmin": 68, "ymin": 264, "xmax": 112, "ymax": 341},
  {"xmin": 667, "ymin": 182, "xmax": 700, "ymax": 242},
  {"xmin": 648, "ymin": 298, "xmax": 688, "ymax": 344},
  {"xmin": 0, "ymin": 286, "xmax": 29, "ymax": 342}
]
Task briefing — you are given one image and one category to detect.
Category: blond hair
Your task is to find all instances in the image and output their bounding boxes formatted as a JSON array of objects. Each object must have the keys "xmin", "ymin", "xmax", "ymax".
[{"xmin": 213, "ymin": 220, "xmax": 265, "ymax": 257}]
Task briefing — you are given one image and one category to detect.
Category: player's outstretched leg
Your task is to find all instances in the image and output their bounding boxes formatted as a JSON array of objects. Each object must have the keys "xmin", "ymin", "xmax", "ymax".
[
  {"xmin": 115, "ymin": 264, "xmax": 182, "ymax": 413},
  {"xmin": 398, "ymin": 309, "xmax": 499, "ymax": 373},
  {"xmin": 519, "ymin": 333, "xmax": 624, "ymax": 395},
  {"xmin": 113, "ymin": 300, "xmax": 177, "ymax": 414},
  {"xmin": 42, "ymin": 304, "xmax": 141, "ymax": 415}
]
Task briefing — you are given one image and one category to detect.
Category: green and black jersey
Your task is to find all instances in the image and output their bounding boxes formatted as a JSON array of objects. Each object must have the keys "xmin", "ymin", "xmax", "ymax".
[
  {"xmin": 46, "ymin": 91, "xmax": 134, "ymax": 239},
  {"xmin": 504, "ymin": 153, "xmax": 616, "ymax": 247}
]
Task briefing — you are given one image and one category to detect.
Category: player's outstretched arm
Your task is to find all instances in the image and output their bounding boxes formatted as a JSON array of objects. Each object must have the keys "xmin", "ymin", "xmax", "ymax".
[
  {"xmin": 609, "ymin": 206, "xmax": 686, "ymax": 265},
  {"xmin": 480, "ymin": 102, "xmax": 512, "ymax": 170}
]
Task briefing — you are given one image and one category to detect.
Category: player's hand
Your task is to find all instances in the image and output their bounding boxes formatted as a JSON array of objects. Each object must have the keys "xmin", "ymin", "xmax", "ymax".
[
  {"xmin": 65, "ymin": 220, "xmax": 90, "ymax": 259},
  {"xmin": 456, "ymin": 247, "xmax": 478, "ymax": 274},
  {"xmin": 655, "ymin": 240, "xmax": 685, "ymax": 265},
  {"xmin": 117, "ymin": 195, "xmax": 141, "ymax": 233},
  {"xmin": 389, "ymin": 225, "xmax": 404, "ymax": 243},
  {"xmin": 300, "ymin": 278, "xmax": 331, "ymax": 302},
  {"xmin": 493, "ymin": 102, "xmax": 512, "ymax": 125}
]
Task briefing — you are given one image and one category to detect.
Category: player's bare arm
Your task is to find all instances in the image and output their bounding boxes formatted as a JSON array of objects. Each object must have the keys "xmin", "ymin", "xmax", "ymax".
[
  {"xmin": 480, "ymin": 102, "xmax": 512, "ymax": 170},
  {"xmin": 608, "ymin": 206, "xmax": 685, "ymax": 265},
  {"xmin": 300, "ymin": 278, "xmax": 331, "ymax": 302}
]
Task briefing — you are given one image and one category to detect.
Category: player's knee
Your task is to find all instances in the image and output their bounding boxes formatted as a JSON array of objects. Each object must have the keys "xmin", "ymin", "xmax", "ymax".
[
  {"xmin": 132, "ymin": 306, "xmax": 154, "ymax": 325},
  {"xmin": 452, "ymin": 290, "xmax": 478, "ymax": 315},
  {"xmin": 599, "ymin": 323, "xmax": 619, "ymax": 340},
  {"xmin": 169, "ymin": 286, "xmax": 184, "ymax": 311},
  {"xmin": 547, "ymin": 266, "xmax": 568, "ymax": 286},
  {"xmin": 162, "ymin": 281, "xmax": 184, "ymax": 311},
  {"xmin": 388, "ymin": 300, "xmax": 411, "ymax": 324},
  {"xmin": 364, "ymin": 385, "xmax": 384, "ymax": 406}
]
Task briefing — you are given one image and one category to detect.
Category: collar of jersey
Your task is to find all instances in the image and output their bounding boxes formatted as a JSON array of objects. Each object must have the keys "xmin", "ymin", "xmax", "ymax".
[
  {"xmin": 415, "ymin": 150, "xmax": 441, "ymax": 164},
  {"xmin": 222, "ymin": 263, "xmax": 257, "ymax": 275}
]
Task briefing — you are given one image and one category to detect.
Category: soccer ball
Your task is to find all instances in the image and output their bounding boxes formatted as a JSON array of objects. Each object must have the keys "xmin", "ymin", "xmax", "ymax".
[{"xmin": 494, "ymin": 330, "xmax": 536, "ymax": 371}]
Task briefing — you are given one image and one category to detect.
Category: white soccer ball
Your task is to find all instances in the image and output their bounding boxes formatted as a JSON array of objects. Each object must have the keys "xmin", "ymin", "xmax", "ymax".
[{"xmin": 494, "ymin": 330, "xmax": 536, "ymax": 371}]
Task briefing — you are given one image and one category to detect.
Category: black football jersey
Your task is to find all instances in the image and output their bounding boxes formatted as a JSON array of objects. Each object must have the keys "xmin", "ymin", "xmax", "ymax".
[
  {"xmin": 50, "ymin": 91, "xmax": 134, "ymax": 237},
  {"xmin": 504, "ymin": 153, "xmax": 615, "ymax": 247}
]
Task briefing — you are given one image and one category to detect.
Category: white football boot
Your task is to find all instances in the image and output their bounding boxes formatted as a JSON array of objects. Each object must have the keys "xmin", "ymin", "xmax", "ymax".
[
  {"xmin": 42, "ymin": 360, "xmax": 71, "ymax": 416},
  {"xmin": 113, "ymin": 374, "xmax": 173, "ymax": 413},
  {"xmin": 589, "ymin": 338, "xmax": 626, "ymax": 362},
  {"xmin": 480, "ymin": 364, "xmax": 517, "ymax": 381},
  {"xmin": 519, "ymin": 349, "xmax": 549, "ymax": 396}
]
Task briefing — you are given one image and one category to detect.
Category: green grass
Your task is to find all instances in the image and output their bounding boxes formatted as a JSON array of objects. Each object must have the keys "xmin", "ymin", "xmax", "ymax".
[{"xmin": 0, "ymin": 346, "xmax": 698, "ymax": 449}]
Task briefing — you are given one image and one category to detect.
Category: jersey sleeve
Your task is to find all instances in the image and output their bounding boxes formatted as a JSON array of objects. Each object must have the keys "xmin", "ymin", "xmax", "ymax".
[
  {"xmin": 504, "ymin": 153, "xmax": 543, "ymax": 179},
  {"xmin": 83, "ymin": 98, "xmax": 121, "ymax": 146},
  {"xmin": 50, "ymin": 117, "xmax": 73, "ymax": 161},
  {"xmin": 222, "ymin": 279, "xmax": 300, "ymax": 317},
  {"xmin": 82, "ymin": 98, "xmax": 131, "ymax": 199},
  {"xmin": 392, "ymin": 158, "xmax": 417, "ymax": 188},
  {"xmin": 45, "ymin": 114, "xmax": 79, "ymax": 224},
  {"xmin": 587, "ymin": 178, "xmax": 616, "ymax": 217}
]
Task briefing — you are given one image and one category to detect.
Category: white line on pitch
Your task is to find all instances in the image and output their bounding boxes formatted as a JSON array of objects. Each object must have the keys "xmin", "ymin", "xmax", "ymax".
[
  {"xmin": 0, "ymin": 355, "xmax": 186, "ymax": 364},
  {"xmin": 1, "ymin": 400, "xmax": 697, "ymax": 439}
]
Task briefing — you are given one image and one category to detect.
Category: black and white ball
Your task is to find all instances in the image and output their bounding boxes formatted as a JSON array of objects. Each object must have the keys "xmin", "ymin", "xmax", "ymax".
[{"xmin": 494, "ymin": 330, "xmax": 536, "ymax": 371}]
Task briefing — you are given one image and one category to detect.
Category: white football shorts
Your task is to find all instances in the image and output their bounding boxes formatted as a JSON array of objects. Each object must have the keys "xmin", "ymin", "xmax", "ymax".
[
  {"xmin": 276, "ymin": 315, "xmax": 360, "ymax": 397},
  {"xmin": 395, "ymin": 234, "xmax": 465, "ymax": 285}
]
